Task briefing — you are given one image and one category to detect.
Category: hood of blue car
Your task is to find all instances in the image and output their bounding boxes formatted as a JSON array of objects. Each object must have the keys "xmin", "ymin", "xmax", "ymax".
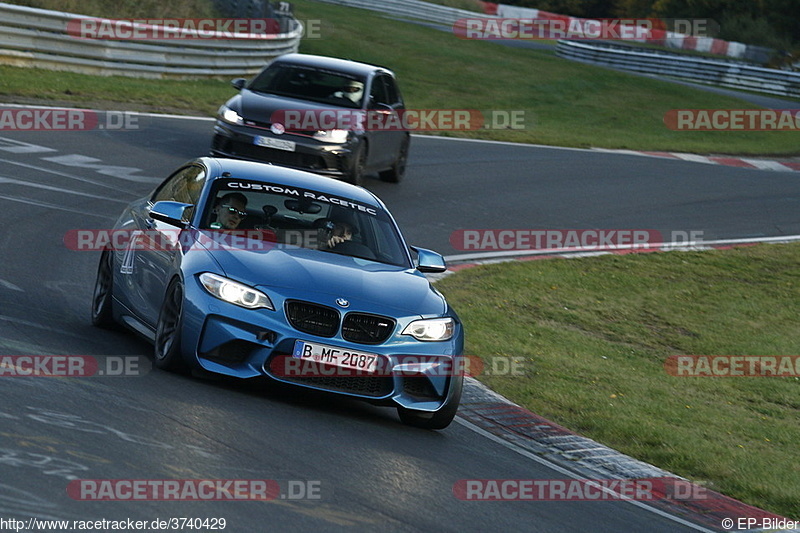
[{"xmin": 209, "ymin": 246, "xmax": 445, "ymax": 316}]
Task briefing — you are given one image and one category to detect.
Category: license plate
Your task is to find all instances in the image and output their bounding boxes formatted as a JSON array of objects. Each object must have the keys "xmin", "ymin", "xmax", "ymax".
[
  {"xmin": 292, "ymin": 340, "xmax": 379, "ymax": 373},
  {"xmin": 255, "ymin": 136, "xmax": 296, "ymax": 152}
]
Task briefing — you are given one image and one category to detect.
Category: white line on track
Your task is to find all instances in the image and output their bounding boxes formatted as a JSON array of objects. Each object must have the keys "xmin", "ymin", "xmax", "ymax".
[
  {"xmin": 40, "ymin": 154, "xmax": 159, "ymax": 183},
  {"xmin": 0, "ymin": 175, "xmax": 128, "ymax": 202},
  {"xmin": 0, "ymin": 193, "xmax": 115, "ymax": 218},
  {"xmin": 0, "ymin": 157, "xmax": 140, "ymax": 196},
  {"xmin": 0, "ymin": 103, "xmax": 215, "ymax": 122},
  {"xmin": 0, "ymin": 279, "xmax": 23, "ymax": 292}
]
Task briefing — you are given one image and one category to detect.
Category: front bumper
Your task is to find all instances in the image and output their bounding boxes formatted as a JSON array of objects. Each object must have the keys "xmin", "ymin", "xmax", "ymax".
[
  {"xmin": 181, "ymin": 275, "xmax": 464, "ymax": 412},
  {"xmin": 211, "ymin": 121, "xmax": 356, "ymax": 178}
]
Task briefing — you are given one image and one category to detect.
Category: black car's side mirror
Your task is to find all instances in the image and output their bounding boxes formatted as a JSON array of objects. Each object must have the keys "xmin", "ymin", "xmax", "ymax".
[
  {"xmin": 150, "ymin": 201, "xmax": 193, "ymax": 228},
  {"xmin": 369, "ymin": 100, "xmax": 393, "ymax": 113},
  {"xmin": 231, "ymin": 78, "xmax": 247, "ymax": 91},
  {"xmin": 411, "ymin": 246, "xmax": 447, "ymax": 273}
]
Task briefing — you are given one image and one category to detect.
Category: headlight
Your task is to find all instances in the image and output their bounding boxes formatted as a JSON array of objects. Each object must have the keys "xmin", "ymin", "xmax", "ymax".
[
  {"xmin": 312, "ymin": 129, "xmax": 350, "ymax": 143},
  {"xmin": 218, "ymin": 105, "xmax": 243, "ymax": 125},
  {"xmin": 402, "ymin": 318, "xmax": 455, "ymax": 341},
  {"xmin": 199, "ymin": 273, "xmax": 273, "ymax": 310}
]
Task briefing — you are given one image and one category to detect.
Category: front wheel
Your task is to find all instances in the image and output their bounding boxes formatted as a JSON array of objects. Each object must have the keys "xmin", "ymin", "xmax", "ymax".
[
  {"xmin": 346, "ymin": 142, "xmax": 367, "ymax": 186},
  {"xmin": 379, "ymin": 136, "xmax": 409, "ymax": 183},
  {"xmin": 154, "ymin": 279, "xmax": 189, "ymax": 373},
  {"xmin": 397, "ymin": 376, "xmax": 463, "ymax": 430},
  {"xmin": 91, "ymin": 250, "xmax": 116, "ymax": 328}
]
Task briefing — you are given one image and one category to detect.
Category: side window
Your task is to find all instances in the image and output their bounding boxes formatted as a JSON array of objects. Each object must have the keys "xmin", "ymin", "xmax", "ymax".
[
  {"xmin": 151, "ymin": 165, "xmax": 205, "ymax": 221},
  {"xmin": 368, "ymin": 76, "xmax": 389, "ymax": 108},
  {"xmin": 183, "ymin": 167, "xmax": 206, "ymax": 205},
  {"xmin": 383, "ymin": 76, "xmax": 401, "ymax": 107}
]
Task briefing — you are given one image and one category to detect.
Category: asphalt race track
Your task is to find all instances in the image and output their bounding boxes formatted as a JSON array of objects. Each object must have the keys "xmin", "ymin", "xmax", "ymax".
[{"xmin": 1, "ymin": 113, "xmax": 799, "ymax": 532}]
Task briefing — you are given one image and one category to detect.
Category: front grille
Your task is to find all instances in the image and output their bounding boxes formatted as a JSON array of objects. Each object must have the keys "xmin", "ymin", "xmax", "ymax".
[
  {"xmin": 244, "ymin": 119, "xmax": 272, "ymax": 129},
  {"xmin": 286, "ymin": 301, "xmax": 339, "ymax": 337},
  {"xmin": 342, "ymin": 313, "xmax": 395, "ymax": 345},
  {"xmin": 266, "ymin": 354, "xmax": 393, "ymax": 397},
  {"xmin": 228, "ymin": 142, "xmax": 329, "ymax": 170},
  {"xmin": 281, "ymin": 373, "xmax": 393, "ymax": 397},
  {"xmin": 243, "ymin": 120, "xmax": 316, "ymax": 137}
]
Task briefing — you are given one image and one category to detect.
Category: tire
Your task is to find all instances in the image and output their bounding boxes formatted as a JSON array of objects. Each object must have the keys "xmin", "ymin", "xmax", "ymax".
[
  {"xmin": 154, "ymin": 278, "xmax": 189, "ymax": 373},
  {"xmin": 379, "ymin": 136, "xmax": 409, "ymax": 183},
  {"xmin": 91, "ymin": 250, "xmax": 117, "ymax": 328},
  {"xmin": 397, "ymin": 375, "xmax": 463, "ymax": 430},
  {"xmin": 346, "ymin": 142, "xmax": 367, "ymax": 186}
]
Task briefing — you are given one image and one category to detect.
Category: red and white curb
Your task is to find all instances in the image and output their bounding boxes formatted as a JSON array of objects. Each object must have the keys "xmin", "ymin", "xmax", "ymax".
[
  {"xmin": 593, "ymin": 148, "xmax": 800, "ymax": 173},
  {"xmin": 432, "ymin": 236, "xmax": 800, "ymax": 531},
  {"xmin": 456, "ymin": 380, "xmax": 795, "ymax": 532}
]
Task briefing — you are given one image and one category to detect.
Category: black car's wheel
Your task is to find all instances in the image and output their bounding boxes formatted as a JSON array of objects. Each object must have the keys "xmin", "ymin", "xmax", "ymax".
[
  {"xmin": 346, "ymin": 142, "xmax": 368, "ymax": 186},
  {"xmin": 379, "ymin": 136, "xmax": 409, "ymax": 183},
  {"xmin": 397, "ymin": 376, "xmax": 463, "ymax": 430},
  {"xmin": 154, "ymin": 279, "xmax": 189, "ymax": 373},
  {"xmin": 91, "ymin": 250, "xmax": 117, "ymax": 328}
]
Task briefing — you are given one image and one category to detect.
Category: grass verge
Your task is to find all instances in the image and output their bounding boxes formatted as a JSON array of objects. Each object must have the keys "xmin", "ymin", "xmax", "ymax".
[
  {"xmin": 434, "ymin": 243, "xmax": 800, "ymax": 518},
  {"xmin": 0, "ymin": 0, "xmax": 798, "ymax": 154}
]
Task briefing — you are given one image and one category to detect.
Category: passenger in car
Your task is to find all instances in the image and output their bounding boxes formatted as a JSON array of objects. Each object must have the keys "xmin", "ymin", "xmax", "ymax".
[{"xmin": 325, "ymin": 221, "xmax": 355, "ymax": 249}]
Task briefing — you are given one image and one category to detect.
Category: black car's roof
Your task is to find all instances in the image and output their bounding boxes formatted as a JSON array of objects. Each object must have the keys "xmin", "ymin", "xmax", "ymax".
[
  {"xmin": 198, "ymin": 157, "xmax": 386, "ymax": 208},
  {"xmin": 269, "ymin": 53, "xmax": 394, "ymax": 79}
]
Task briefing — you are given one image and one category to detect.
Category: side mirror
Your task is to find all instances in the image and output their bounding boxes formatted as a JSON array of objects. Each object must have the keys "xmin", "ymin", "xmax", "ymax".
[
  {"xmin": 412, "ymin": 247, "xmax": 447, "ymax": 273},
  {"xmin": 231, "ymin": 78, "xmax": 246, "ymax": 90},
  {"xmin": 369, "ymin": 101, "xmax": 393, "ymax": 113},
  {"xmin": 150, "ymin": 201, "xmax": 193, "ymax": 228}
]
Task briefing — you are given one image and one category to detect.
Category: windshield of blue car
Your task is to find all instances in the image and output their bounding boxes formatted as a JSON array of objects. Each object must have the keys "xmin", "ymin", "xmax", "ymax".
[
  {"xmin": 201, "ymin": 180, "xmax": 410, "ymax": 267},
  {"xmin": 248, "ymin": 64, "xmax": 366, "ymax": 109}
]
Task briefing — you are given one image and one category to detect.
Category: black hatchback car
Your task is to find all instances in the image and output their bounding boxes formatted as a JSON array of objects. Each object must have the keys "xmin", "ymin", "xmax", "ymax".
[{"xmin": 211, "ymin": 53, "xmax": 410, "ymax": 186}]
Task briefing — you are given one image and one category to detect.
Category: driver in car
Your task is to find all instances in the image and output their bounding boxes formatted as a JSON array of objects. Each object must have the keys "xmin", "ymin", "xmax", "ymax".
[
  {"xmin": 210, "ymin": 192, "xmax": 248, "ymax": 229},
  {"xmin": 331, "ymin": 79, "xmax": 364, "ymax": 105}
]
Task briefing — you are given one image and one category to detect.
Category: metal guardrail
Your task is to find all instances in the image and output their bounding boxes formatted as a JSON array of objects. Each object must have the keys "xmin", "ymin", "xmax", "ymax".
[
  {"xmin": 557, "ymin": 40, "xmax": 800, "ymax": 99},
  {"xmin": 0, "ymin": 2, "xmax": 302, "ymax": 78},
  {"xmin": 311, "ymin": 0, "xmax": 482, "ymax": 26}
]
